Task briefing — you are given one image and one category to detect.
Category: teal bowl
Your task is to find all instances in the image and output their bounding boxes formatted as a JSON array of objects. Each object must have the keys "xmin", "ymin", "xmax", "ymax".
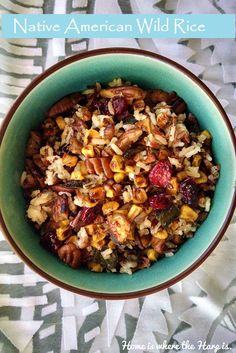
[{"xmin": 0, "ymin": 48, "xmax": 235, "ymax": 299}]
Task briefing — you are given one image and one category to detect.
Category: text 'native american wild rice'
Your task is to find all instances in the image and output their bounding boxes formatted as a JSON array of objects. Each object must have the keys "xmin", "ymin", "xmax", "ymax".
[{"xmin": 21, "ymin": 78, "xmax": 220, "ymax": 274}]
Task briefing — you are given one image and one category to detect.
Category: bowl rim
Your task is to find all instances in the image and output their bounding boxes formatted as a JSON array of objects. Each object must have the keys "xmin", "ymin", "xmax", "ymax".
[{"xmin": 0, "ymin": 47, "xmax": 236, "ymax": 300}]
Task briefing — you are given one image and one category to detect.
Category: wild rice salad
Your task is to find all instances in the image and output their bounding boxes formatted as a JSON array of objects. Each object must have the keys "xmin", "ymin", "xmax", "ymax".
[{"xmin": 21, "ymin": 78, "xmax": 220, "ymax": 274}]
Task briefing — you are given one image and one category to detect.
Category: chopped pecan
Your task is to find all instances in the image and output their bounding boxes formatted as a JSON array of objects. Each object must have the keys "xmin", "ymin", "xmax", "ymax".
[
  {"xmin": 85, "ymin": 157, "xmax": 114, "ymax": 179},
  {"xmin": 151, "ymin": 238, "xmax": 167, "ymax": 254},
  {"xmin": 116, "ymin": 128, "xmax": 143, "ymax": 152},
  {"xmin": 47, "ymin": 92, "xmax": 82, "ymax": 118},
  {"xmin": 103, "ymin": 124, "xmax": 115, "ymax": 140},
  {"xmin": 147, "ymin": 89, "xmax": 169, "ymax": 104},
  {"xmin": 166, "ymin": 91, "xmax": 187, "ymax": 114},
  {"xmin": 58, "ymin": 243, "xmax": 81, "ymax": 268},
  {"xmin": 26, "ymin": 131, "xmax": 42, "ymax": 157},
  {"xmin": 100, "ymin": 86, "xmax": 146, "ymax": 103}
]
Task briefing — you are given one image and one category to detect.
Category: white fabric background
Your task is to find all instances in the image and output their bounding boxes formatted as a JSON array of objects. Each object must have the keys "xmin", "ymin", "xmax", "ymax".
[{"xmin": 0, "ymin": 1, "xmax": 236, "ymax": 353}]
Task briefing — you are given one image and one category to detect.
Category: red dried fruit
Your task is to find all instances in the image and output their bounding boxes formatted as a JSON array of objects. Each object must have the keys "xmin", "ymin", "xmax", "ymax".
[
  {"xmin": 112, "ymin": 96, "xmax": 128, "ymax": 115},
  {"xmin": 180, "ymin": 177, "xmax": 199, "ymax": 206},
  {"xmin": 149, "ymin": 160, "xmax": 172, "ymax": 188},
  {"xmin": 92, "ymin": 98, "xmax": 110, "ymax": 115},
  {"xmin": 40, "ymin": 232, "xmax": 62, "ymax": 254},
  {"xmin": 149, "ymin": 193, "xmax": 170, "ymax": 210},
  {"xmin": 70, "ymin": 205, "xmax": 101, "ymax": 231}
]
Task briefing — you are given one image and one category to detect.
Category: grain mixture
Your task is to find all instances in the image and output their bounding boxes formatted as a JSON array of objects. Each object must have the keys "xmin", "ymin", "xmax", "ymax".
[{"xmin": 21, "ymin": 79, "xmax": 220, "ymax": 274}]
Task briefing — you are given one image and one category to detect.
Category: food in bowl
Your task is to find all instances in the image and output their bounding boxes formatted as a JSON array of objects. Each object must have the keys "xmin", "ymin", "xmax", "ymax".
[{"xmin": 21, "ymin": 78, "xmax": 220, "ymax": 274}]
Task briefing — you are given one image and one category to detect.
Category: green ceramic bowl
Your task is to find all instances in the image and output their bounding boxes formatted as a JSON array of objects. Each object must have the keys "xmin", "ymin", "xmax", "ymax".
[{"xmin": 0, "ymin": 48, "xmax": 235, "ymax": 299}]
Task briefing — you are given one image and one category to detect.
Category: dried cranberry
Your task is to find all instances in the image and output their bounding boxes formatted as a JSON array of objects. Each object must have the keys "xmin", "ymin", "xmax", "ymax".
[
  {"xmin": 70, "ymin": 205, "xmax": 101, "ymax": 230},
  {"xmin": 149, "ymin": 160, "xmax": 172, "ymax": 188},
  {"xmin": 149, "ymin": 193, "xmax": 170, "ymax": 210},
  {"xmin": 112, "ymin": 96, "xmax": 128, "ymax": 115},
  {"xmin": 180, "ymin": 177, "xmax": 199, "ymax": 206},
  {"xmin": 40, "ymin": 232, "xmax": 62, "ymax": 254},
  {"xmin": 92, "ymin": 99, "xmax": 110, "ymax": 115}
]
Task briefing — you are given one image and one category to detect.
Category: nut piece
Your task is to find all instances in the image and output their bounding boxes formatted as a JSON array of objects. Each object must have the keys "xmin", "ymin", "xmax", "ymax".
[
  {"xmin": 58, "ymin": 243, "xmax": 81, "ymax": 268},
  {"xmin": 147, "ymin": 89, "xmax": 169, "ymax": 104},
  {"xmin": 108, "ymin": 213, "xmax": 133, "ymax": 243},
  {"xmin": 117, "ymin": 128, "xmax": 143, "ymax": 152},
  {"xmin": 47, "ymin": 93, "xmax": 82, "ymax": 118},
  {"xmin": 100, "ymin": 86, "xmax": 146, "ymax": 103}
]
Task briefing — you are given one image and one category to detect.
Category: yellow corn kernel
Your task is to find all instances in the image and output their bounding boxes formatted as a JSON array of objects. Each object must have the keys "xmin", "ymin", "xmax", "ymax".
[
  {"xmin": 92, "ymin": 232, "xmax": 107, "ymax": 242},
  {"xmin": 134, "ymin": 175, "xmax": 148, "ymax": 188},
  {"xmin": 104, "ymin": 185, "xmax": 116, "ymax": 198},
  {"xmin": 56, "ymin": 116, "xmax": 66, "ymax": 130},
  {"xmin": 114, "ymin": 172, "xmax": 126, "ymax": 183},
  {"xmin": 153, "ymin": 229, "xmax": 168, "ymax": 239},
  {"xmin": 146, "ymin": 248, "xmax": 158, "ymax": 262},
  {"xmin": 85, "ymin": 224, "xmax": 94, "ymax": 235},
  {"xmin": 84, "ymin": 129, "xmax": 100, "ymax": 144},
  {"xmin": 62, "ymin": 154, "xmax": 78, "ymax": 167},
  {"xmin": 180, "ymin": 205, "xmax": 198, "ymax": 222},
  {"xmin": 115, "ymin": 209, "xmax": 129, "ymax": 215},
  {"xmin": 91, "ymin": 239, "xmax": 105, "ymax": 250},
  {"xmin": 81, "ymin": 145, "xmax": 95, "ymax": 158},
  {"xmin": 110, "ymin": 155, "xmax": 124, "ymax": 172},
  {"xmin": 125, "ymin": 165, "xmax": 135, "ymax": 173},
  {"xmin": 89, "ymin": 186, "xmax": 105, "ymax": 201},
  {"xmin": 56, "ymin": 220, "xmax": 70, "ymax": 241},
  {"xmin": 202, "ymin": 130, "xmax": 212, "ymax": 140},
  {"xmin": 167, "ymin": 177, "xmax": 179, "ymax": 195},
  {"xmin": 71, "ymin": 170, "xmax": 84, "ymax": 180},
  {"xmin": 133, "ymin": 188, "xmax": 148, "ymax": 204},
  {"xmin": 177, "ymin": 171, "xmax": 188, "ymax": 181},
  {"xmin": 192, "ymin": 154, "xmax": 202, "ymax": 167},
  {"xmin": 102, "ymin": 201, "xmax": 120, "ymax": 215},
  {"xmin": 89, "ymin": 263, "xmax": 103, "ymax": 272},
  {"xmin": 127, "ymin": 204, "xmax": 142, "ymax": 221},
  {"xmin": 78, "ymin": 161, "xmax": 88, "ymax": 175},
  {"xmin": 195, "ymin": 171, "xmax": 208, "ymax": 184}
]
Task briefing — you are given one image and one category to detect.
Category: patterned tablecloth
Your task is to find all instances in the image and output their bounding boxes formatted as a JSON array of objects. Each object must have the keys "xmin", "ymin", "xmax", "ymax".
[{"xmin": 0, "ymin": 1, "xmax": 236, "ymax": 353}]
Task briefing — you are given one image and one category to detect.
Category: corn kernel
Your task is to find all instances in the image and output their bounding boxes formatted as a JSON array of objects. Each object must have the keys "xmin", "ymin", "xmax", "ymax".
[
  {"xmin": 195, "ymin": 171, "xmax": 208, "ymax": 184},
  {"xmin": 133, "ymin": 188, "xmax": 148, "ymax": 204},
  {"xmin": 115, "ymin": 209, "xmax": 129, "ymax": 215},
  {"xmin": 125, "ymin": 165, "xmax": 135, "ymax": 173},
  {"xmin": 81, "ymin": 145, "xmax": 95, "ymax": 158},
  {"xmin": 127, "ymin": 204, "xmax": 142, "ymax": 221},
  {"xmin": 114, "ymin": 172, "xmax": 126, "ymax": 183},
  {"xmin": 56, "ymin": 116, "xmax": 66, "ymax": 130},
  {"xmin": 89, "ymin": 186, "xmax": 105, "ymax": 201},
  {"xmin": 180, "ymin": 205, "xmax": 198, "ymax": 222},
  {"xmin": 79, "ymin": 161, "xmax": 88, "ymax": 175},
  {"xmin": 89, "ymin": 263, "xmax": 103, "ymax": 272},
  {"xmin": 177, "ymin": 171, "xmax": 188, "ymax": 181},
  {"xmin": 110, "ymin": 155, "xmax": 124, "ymax": 172},
  {"xmin": 158, "ymin": 149, "xmax": 168, "ymax": 160},
  {"xmin": 134, "ymin": 175, "xmax": 148, "ymax": 188},
  {"xmin": 71, "ymin": 171, "xmax": 84, "ymax": 180},
  {"xmin": 102, "ymin": 201, "xmax": 120, "ymax": 215},
  {"xmin": 146, "ymin": 248, "xmax": 158, "ymax": 261},
  {"xmin": 85, "ymin": 224, "xmax": 94, "ymax": 235},
  {"xmin": 153, "ymin": 229, "xmax": 168, "ymax": 239},
  {"xmin": 91, "ymin": 239, "xmax": 105, "ymax": 250},
  {"xmin": 62, "ymin": 154, "xmax": 78, "ymax": 167},
  {"xmin": 56, "ymin": 220, "xmax": 70, "ymax": 241},
  {"xmin": 104, "ymin": 185, "xmax": 116, "ymax": 198},
  {"xmin": 167, "ymin": 177, "xmax": 179, "ymax": 195},
  {"xmin": 192, "ymin": 154, "xmax": 202, "ymax": 167},
  {"xmin": 202, "ymin": 130, "xmax": 212, "ymax": 140}
]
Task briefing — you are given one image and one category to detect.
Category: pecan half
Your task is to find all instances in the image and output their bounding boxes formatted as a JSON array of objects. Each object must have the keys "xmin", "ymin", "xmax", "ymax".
[
  {"xmin": 100, "ymin": 86, "xmax": 146, "ymax": 103},
  {"xmin": 116, "ymin": 128, "xmax": 143, "ymax": 152},
  {"xmin": 58, "ymin": 243, "xmax": 81, "ymax": 268},
  {"xmin": 52, "ymin": 195, "xmax": 69, "ymax": 223},
  {"xmin": 47, "ymin": 92, "xmax": 82, "ymax": 118},
  {"xmin": 147, "ymin": 89, "xmax": 169, "ymax": 104},
  {"xmin": 26, "ymin": 131, "xmax": 42, "ymax": 157}
]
